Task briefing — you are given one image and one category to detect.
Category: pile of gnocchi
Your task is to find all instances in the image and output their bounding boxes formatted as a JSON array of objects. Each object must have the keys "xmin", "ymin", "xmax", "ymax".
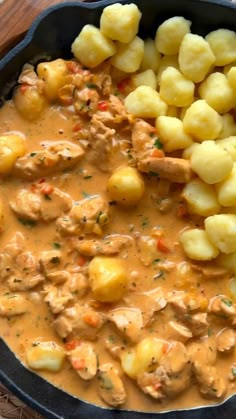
[{"xmin": 72, "ymin": 2, "xmax": 236, "ymax": 267}]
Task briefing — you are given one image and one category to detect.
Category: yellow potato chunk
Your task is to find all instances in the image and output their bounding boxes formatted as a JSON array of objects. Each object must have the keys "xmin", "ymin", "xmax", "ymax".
[
  {"xmin": 217, "ymin": 136, "xmax": 236, "ymax": 161},
  {"xmin": 179, "ymin": 229, "xmax": 219, "ymax": 260},
  {"xmin": 125, "ymin": 86, "xmax": 167, "ymax": 118},
  {"xmin": 156, "ymin": 116, "xmax": 192, "ymax": 152},
  {"xmin": 206, "ymin": 29, "xmax": 236, "ymax": 66},
  {"xmin": 155, "ymin": 16, "xmax": 191, "ymax": 55},
  {"xmin": 89, "ymin": 256, "xmax": 127, "ymax": 302},
  {"xmin": 199, "ymin": 72, "xmax": 235, "ymax": 114},
  {"xmin": 183, "ymin": 100, "xmax": 222, "ymax": 142},
  {"xmin": 107, "ymin": 166, "xmax": 144, "ymax": 206},
  {"xmin": 14, "ymin": 86, "xmax": 46, "ymax": 121},
  {"xmin": 205, "ymin": 214, "xmax": 236, "ymax": 253},
  {"xmin": 100, "ymin": 3, "xmax": 141, "ymax": 43},
  {"xmin": 26, "ymin": 341, "xmax": 65, "ymax": 372},
  {"xmin": 156, "ymin": 54, "xmax": 179, "ymax": 85},
  {"xmin": 217, "ymin": 252, "xmax": 236, "ymax": 272},
  {"xmin": 224, "ymin": 61, "xmax": 236, "ymax": 76},
  {"xmin": 190, "ymin": 140, "xmax": 233, "ymax": 184},
  {"xmin": 111, "ymin": 36, "xmax": 144, "ymax": 73},
  {"xmin": 182, "ymin": 142, "xmax": 200, "ymax": 160},
  {"xmin": 71, "ymin": 25, "xmax": 116, "ymax": 68},
  {"xmin": 37, "ymin": 59, "xmax": 68, "ymax": 101},
  {"xmin": 182, "ymin": 178, "xmax": 220, "ymax": 216},
  {"xmin": 131, "ymin": 69, "xmax": 157, "ymax": 89},
  {"xmin": 0, "ymin": 134, "xmax": 26, "ymax": 174},
  {"xmin": 217, "ymin": 114, "xmax": 236, "ymax": 140},
  {"xmin": 140, "ymin": 38, "xmax": 161, "ymax": 72},
  {"xmin": 227, "ymin": 66, "xmax": 236, "ymax": 93},
  {"xmin": 178, "ymin": 34, "xmax": 215, "ymax": 83},
  {"xmin": 216, "ymin": 163, "xmax": 236, "ymax": 206},
  {"xmin": 160, "ymin": 67, "xmax": 194, "ymax": 107}
]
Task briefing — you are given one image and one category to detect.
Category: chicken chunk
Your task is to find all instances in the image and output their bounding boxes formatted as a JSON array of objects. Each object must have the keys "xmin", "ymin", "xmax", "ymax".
[
  {"xmin": 188, "ymin": 339, "xmax": 217, "ymax": 367},
  {"xmin": 18, "ymin": 63, "xmax": 43, "ymax": 90},
  {"xmin": 194, "ymin": 364, "xmax": 227, "ymax": 399},
  {"xmin": 10, "ymin": 184, "xmax": 72, "ymax": 222},
  {"xmin": 56, "ymin": 195, "xmax": 110, "ymax": 236},
  {"xmin": 96, "ymin": 95, "xmax": 134, "ymax": 126},
  {"xmin": 88, "ymin": 115, "xmax": 116, "ymax": 171},
  {"xmin": 208, "ymin": 295, "xmax": 236, "ymax": 317},
  {"xmin": 132, "ymin": 119, "xmax": 156, "ymax": 159},
  {"xmin": 183, "ymin": 312, "xmax": 209, "ymax": 336},
  {"xmin": 97, "ymin": 364, "xmax": 127, "ymax": 407},
  {"xmin": 217, "ymin": 328, "xmax": 235, "ymax": 353},
  {"xmin": 13, "ymin": 141, "xmax": 84, "ymax": 180},
  {"xmin": 108, "ymin": 307, "xmax": 143, "ymax": 343},
  {"xmin": 138, "ymin": 157, "xmax": 192, "ymax": 183},
  {"xmin": 67, "ymin": 341, "xmax": 97, "ymax": 380},
  {"xmin": 190, "ymin": 262, "xmax": 229, "ymax": 279},
  {"xmin": 73, "ymin": 234, "xmax": 132, "ymax": 256},
  {"xmin": 167, "ymin": 321, "xmax": 193, "ymax": 342},
  {"xmin": 0, "ymin": 232, "xmax": 25, "ymax": 281},
  {"xmin": 167, "ymin": 290, "xmax": 208, "ymax": 314},
  {"xmin": 0, "ymin": 294, "xmax": 30, "ymax": 317}
]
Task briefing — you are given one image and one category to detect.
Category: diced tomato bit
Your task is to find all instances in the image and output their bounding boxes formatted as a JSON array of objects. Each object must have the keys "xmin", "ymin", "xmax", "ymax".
[
  {"xmin": 82, "ymin": 312, "xmax": 99, "ymax": 327},
  {"xmin": 150, "ymin": 149, "xmax": 165, "ymax": 158},
  {"xmin": 38, "ymin": 177, "xmax": 46, "ymax": 184},
  {"xmin": 20, "ymin": 84, "xmax": 29, "ymax": 94},
  {"xmin": 73, "ymin": 123, "xmax": 82, "ymax": 132},
  {"xmin": 77, "ymin": 255, "xmax": 87, "ymax": 266},
  {"xmin": 176, "ymin": 202, "xmax": 188, "ymax": 218},
  {"xmin": 157, "ymin": 238, "xmax": 171, "ymax": 253},
  {"xmin": 65, "ymin": 340, "xmax": 80, "ymax": 351},
  {"xmin": 117, "ymin": 78, "xmax": 130, "ymax": 93},
  {"xmin": 98, "ymin": 101, "xmax": 108, "ymax": 111},
  {"xmin": 60, "ymin": 97, "xmax": 73, "ymax": 106},
  {"xmin": 162, "ymin": 342, "xmax": 169, "ymax": 354},
  {"xmin": 41, "ymin": 184, "xmax": 54, "ymax": 195},
  {"xmin": 72, "ymin": 358, "xmax": 85, "ymax": 370},
  {"xmin": 153, "ymin": 382, "xmax": 162, "ymax": 391},
  {"xmin": 66, "ymin": 61, "xmax": 81, "ymax": 74}
]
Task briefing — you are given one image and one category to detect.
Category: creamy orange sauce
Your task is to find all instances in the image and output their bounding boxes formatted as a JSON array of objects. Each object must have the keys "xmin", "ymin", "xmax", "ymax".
[{"xmin": 0, "ymin": 60, "xmax": 235, "ymax": 413}]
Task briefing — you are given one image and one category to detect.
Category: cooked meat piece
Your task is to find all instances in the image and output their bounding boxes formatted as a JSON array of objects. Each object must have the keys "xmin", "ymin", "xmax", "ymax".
[
  {"xmin": 167, "ymin": 290, "xmax": 208, "ymax": 313},
  {"xmin": 183, "ymin": 312, "xmax": 209, "ymax": 336},
  {"xmin": 105, "ymin": 339, "xmax": 122, "ymax": 360},
  {"xmin": 167, "ymin": 321, "xmax": 193, "ymax": 342},
  {"xmin": 10, "ymin": 184, "xmax": 72, "ymax": 222},
  {"xmin": 208, "ymin": 295, "xmax": 236, "ymax": 317},
  {"xmin": 0, "ymin": 294, "xmax": 30, "ymax": 317},
  {"xmin": 67, "ymin": 341, "xmax": 98, "ymax": 380},
  {"xmin": 217, "ymin": 328, "xmax": 235, "ymax": 353},
  {"xmin": 132, "ymin": 119, "xmax": 156, "ymax": 159},
  {"xmin": 73, "ymin": 234, "xmax": 132, "ymax": 256},
  {"xmin": 44, "ymin": 284, "xmax": 73, "ymax": 314},
  {"xmin": 135, "ymin": 235, "xmax": 159, "ymax": 266},
  {"xmin": 13, "ymin": 141, "xmax": 84, "ymax": 180},
  {"xmin": 88, "ymin": 114, "xmax": 116, "ymax": 171},
  {"xmin": 0, "ymin": 232, "xmax": 25, "ymax": 281},
  {"xmin": 138, "ymin": 157, "xmax": 192, "ymax": 183},
  {"xmin": 39, "ymin": 251, "xmax": 63, "ymax": 276},
  {"xmin": 193, "ymin": 364, "xmax": 227, "ymax": 399},
  {"xmin": 56, "ymin": 195, "xmax": 110, "ymax": 236},
  {"xmin": 190, "ymin": 262, "xmax": 229, "ymax": 279},
  {"xmin": 188, "ymin": 339, "xmax": 217, "ymax": 367},
  {"xmin": 74, "ymin": 87, "xmax": 99, "ymax": 116},
  {"xmin": 18, "ymin": 64, "xmax": 43, "ymax": 89},
  {"xmin": 108, "ymin": 307, "xmax": 143, "ymax": 343},
  {"xmin": 53, "ymin": 303, "xmax": 106, "ymax": 340},
  {"xmin": 97, "ymin": 363, "xmax": 127, "ymax": 407}
]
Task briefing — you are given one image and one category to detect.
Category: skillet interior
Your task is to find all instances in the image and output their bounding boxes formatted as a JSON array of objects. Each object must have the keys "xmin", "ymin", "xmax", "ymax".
[{"xmin": 0, "ymin": 0, "xmax": 236, "ymax": 417}]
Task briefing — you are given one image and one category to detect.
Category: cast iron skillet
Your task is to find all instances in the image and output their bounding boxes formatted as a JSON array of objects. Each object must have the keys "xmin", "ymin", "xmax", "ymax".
[{"xmin": 0, "ymin": 0, "xmax": 236, "ymax": 417}]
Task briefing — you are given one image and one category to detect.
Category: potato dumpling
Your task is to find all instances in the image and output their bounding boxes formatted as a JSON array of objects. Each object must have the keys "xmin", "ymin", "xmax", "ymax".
[
  {"xmin": 190, "ymin": 140, "xmax": 233, "ymax": 184},
  {"xmin": 217, "ymin": 136, "xmax": 236, "ymax": 161},
  {"xmin": 199, "ymin": 72, "xmax": 235, "ymax": 114},
  {"xmin": 206, "ymin": 29, "xmax": 236, "ymax": 66},
  {"xmin": 131, "ymin": 69, "xmax": 157, "ymax": 89},
  {"xmin": 155, "ymin": 16, "xmax": 191, "ymax": 55},
  {"xmin": 0, "ymin": 134, "xmax": 26, "ymax": 174},
  {"xmin": 125, "ymin": 86, "xmax": 167, "ymax": 118},
  {"xmin": 205, "ymin": 214, "xmax": 236, "ymax": 253},
  {"xmin": 160, "ymin": 67, "xmax": 194, "ymax": 107},
  {"xmin": 179, "ymin": 229, "xmax": 219, "ymax": 260},
  {"xmin": 178, "ymin": 33, "xmax": 215, "ymax": 83},
  {"xmin": 156, "ymin": 54, "xmax": 179, "ymax": 84},
  {"xmin": 217, "ymin": 252, "xmax": 236, "ymax": 272},
  {"xmin": 182, "ymin": 142, "xmax": 200, "ymax": 160},
  {"xmin": 216, "ymin": 163, "xmax": 236, "ymax": 206},
  {"xmin": 89, "ymin": 256, "xmax": 127, "ymax": 302},
  {"xmin": 141, "ymin": 38, "xmax": 161, "ymax": 72},
  {"xmin": 182, "ymin": 178, "xmax": 220, "ymax": 216},
  {"xmin": 26, "ymin": 341, "xmax": 65, "ymax": 372},
  {"xmin": 217, "ymin": 114, "xmax": 236, "ymax": 140},
  {"xmin": 100, "ymin": 3, "xmax": 141, "ymax": 43},
  {"xmin": 227, "ymin": 66, "xmax": 236, "ymax": 93},
  {"xmin": 107, "ymin": 166, "xmax": 144, "ymax": 205},
  {"xmin": 71, "ymin": 25, "xmax": 116, "ymax": 68},
  {"xmin": 14, "ymin": 86, "xmax": 46, "ymax": 121},
  {"xmin": 111, "ymin": 36, "xmax": 144, "ymax": 73},
  {"xmin": 37, "ymin": 59, "xmax": 68, "ymax": 101},
  {"xmin": 183, "ymin": 100, "xmax": 222, "ymax": 142},
  {"xmin": 156, "ymin": 116, "xmax": 192, "ymax": 152}
]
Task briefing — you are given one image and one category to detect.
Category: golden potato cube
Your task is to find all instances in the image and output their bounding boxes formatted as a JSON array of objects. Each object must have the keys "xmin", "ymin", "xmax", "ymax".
[
  {"xmin": 111, "ymin": 36, "xmax": 144, "ymax": 73},
  {"xmin": 131, "ymin": 69, "xmax": 157, "ymax": 89},
  {"xmin": 140, "ymin": 38, "xmax": 161, "ymax": 72},
  {"xmin": 156, "ymin": 54, "xmax": 179, "ymax": 85},
  {"xmin": 71, "ymin": 25, "xmax": 116, "ymax": 68},
  {"xmin": 14, "ymin": 86, "xmax": 46, "ymax": 121},
  {"xmin": 205, "ymin": 214, "xmax": 236, "ymax": 253},
  {"xmin": 182, "ymin": 178, "xmax": 220, "ymax": 216},
  {"xmin": 0, "ymin": 134, "xmax": 26, "ymax": 174},
  {"xmin": 217, "ymin": 114, "xmax": 236, "ymax": 140},
  {"xmin": 178, "ymin": 33, "xmax": 215, "ymax": 83},
  {"xmin": 100, "ymin": 3, "xmax": 141, "ymax": 43},
  {"xmin": 216, "ymin": 163, "xmax": 236, "ymax": 206},
  {"xmin": 227, "ymin": 66, "xmax": 236, "ymax": 93},
  {"xmin": 190, "ymin": 140, "xmax": 233, "ymax": 184},
  {"xmin": 124, "ymin": 85, "xmax": 167, "ymax": 118},
  {"xmin": 156, "ymin": 116, "xmax": 192, "ymax": 152},
  {"xmin": 160, "ymin": 67, "xmax": 194, "ymax": 107},
  {"xmin": 182, "ymin": 142, "xmax": 200, "ymax": 160},
  {"xmin": 216, "ymin": 136, "xmax": 236, "ymax": 161},
  {"xmin": 179, "ymin": 229, "xmax": 219, "ymax": 260},
  {"xmin": 37, "ymin": 59, "xmax": 68, "ymax": 101},
  {"xmin": 199, "ymin": 72, "xmax": 235, "ymax": 114},
  {"xmin": 88, "ymin": 256, "xmax": 128, "ymax": 302},
  {"xmin": 217, "ymin": 252, "xmax": 236, "ymax": 272},
  {"xmin": 107, "ymin": 166, "xmax": 144, "ymax": 206},
  {"xmin": 155, "ymin": 16, "xmax": 191, "ymax": 55},
  {"xmin": 183, "ymin": 100, "xmax": 222, "ymax": 142},
  {"xmin": 206, "ymin": 29, "xmax": 236, "ymax": 66},
  {"xmin": 224, "ymin": 61, "xmax": 236, "ymax": 76},
  {"xmin": 26, "ymin": 341, "xmax": 65, "ymax": 372}
]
